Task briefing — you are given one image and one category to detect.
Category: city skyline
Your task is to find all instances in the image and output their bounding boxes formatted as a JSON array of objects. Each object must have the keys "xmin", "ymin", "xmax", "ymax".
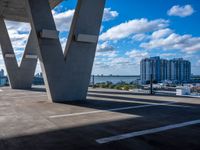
[
  {"xmin": 0, "ymin": 0, "xmax": 200, "ymax": 75},
  {"xmin": 141, "ymin": 56, "xmax": 191, "ymax": 84}
]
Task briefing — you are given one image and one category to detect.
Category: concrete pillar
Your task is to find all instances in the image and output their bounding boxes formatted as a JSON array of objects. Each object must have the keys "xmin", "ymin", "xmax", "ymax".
[
  {"xmin": 0, "ymin": 18, "xmax": 38, "ymax": 89},
  {"xmin": 26, "ymin": 0, "xmax": 105, "ymax": 102}
]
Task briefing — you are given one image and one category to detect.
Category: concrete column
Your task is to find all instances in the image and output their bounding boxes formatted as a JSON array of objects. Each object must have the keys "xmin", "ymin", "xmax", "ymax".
[
  {"xmin": 0, "ymin": 18, "xmax": 38, "ymax": 89},
  {"xmin": 26, "ymin": 0, "xmax": 105, "ymax": 102}
]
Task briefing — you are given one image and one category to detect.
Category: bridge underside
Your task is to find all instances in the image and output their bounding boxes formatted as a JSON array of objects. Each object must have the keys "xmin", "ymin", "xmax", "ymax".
[{"xmin": 0, "ymin": 0, "xmax": 106, "ymax": 102}]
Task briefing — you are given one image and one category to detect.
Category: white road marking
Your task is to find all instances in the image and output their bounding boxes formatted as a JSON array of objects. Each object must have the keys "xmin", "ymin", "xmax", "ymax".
[
  {"xmin": 96, "ymin": 119, "xmax": 200, "ymax": 144},
  {"xmin": 9, "ymin": 95, "xmax": 47, "ymax": 99},
  {"xmin": 0, "ymin": 89, "xmax": 2, "ymax": 92},
  {"xmin": 2, "ymin": 92, "xmax": 46, "ymax": 96},
  {"xmin": 49, "ymin": 102, "xmax": 191, "ymax": 119},
  {"xmin": 49, "ymin": 104, "xmax": 155, "ymax": 118}
]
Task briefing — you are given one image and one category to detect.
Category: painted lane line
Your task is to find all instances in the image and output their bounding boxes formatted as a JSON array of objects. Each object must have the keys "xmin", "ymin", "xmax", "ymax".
[
  {"xmin": 9, "ymin": 95, "xmax": 47, "ymax": 99},
  {"xmin": 96, "ymin": 119, "xmax": 200, "ymax": 144},
  {"xmin": 49, "ymin": 102, "xmax": 190, "ymax": 119},
  {"xmin": 161, "ymin": 103, "xmax": 192, "ymax": 108},
  {"xmin": 49, "ymin": 104, "xmax": 155, "ymax": 118},
  {"xmin": 2, "ymin": 92, "xmax": 46, "ymax": 95}
]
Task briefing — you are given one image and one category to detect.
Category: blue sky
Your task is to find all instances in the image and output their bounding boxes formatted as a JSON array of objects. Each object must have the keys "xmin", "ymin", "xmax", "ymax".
[{"xmin": 0, "ymin": 0, "xmax": 200, "ymax": 75}]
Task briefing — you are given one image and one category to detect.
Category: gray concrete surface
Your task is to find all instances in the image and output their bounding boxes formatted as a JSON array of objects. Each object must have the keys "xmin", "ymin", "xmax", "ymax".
[
  {"xmin": 26, "ymin": 0, "xmax": 105, "ymax": 102},
  {"xmin": 0, "ymin": 0, "xmax": 63, "ymax": 22},
  {"xmin": 0, "ymin": 19, "xmax": 38, "ymax": 89},
  {"xmin": 0, "ymin": 87, "xmax": 200, "ymax": 150}
]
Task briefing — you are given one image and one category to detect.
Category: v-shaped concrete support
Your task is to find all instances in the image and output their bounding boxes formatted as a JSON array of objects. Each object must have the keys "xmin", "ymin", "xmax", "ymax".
[
  {"xmin": 26, "ymin": 0, "xmax": 105, "ymax": 102},
  {"xmin": 0, "ymin": 18, "xmax": 38, "ymax": 89}
]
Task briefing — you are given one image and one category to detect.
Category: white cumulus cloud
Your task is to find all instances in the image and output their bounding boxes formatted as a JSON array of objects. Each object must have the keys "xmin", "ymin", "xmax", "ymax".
[
  {"xmin": 167, "ymin": 5, "xmax": 194, "ymax": 17},
  {"xmin": 132, "ymin": 33, "xmax": 149, "ymax": 42},
  {"xmin": 103, "ymin": 8, "xmax": 119, "ymax": 21},
  {"xmin": 97, "ymin": 42, "xmax": 115, "ymax": 52},
  {"xmin": 126, "ymin": 50, "xmax": 149, "ymax": 58},
  {"xmin": 151, "ymin": 28, "xmax": 173, "ymax": 39},
  {"xmin": 141, "ymin": 33, "xmax": 200, "ymax": 53},
  {"xmin": 126, "ymin": 50, "xmax": 149, "ymax": 64},
  {"xmin": 53, "ymin": 8, "xmax": 119, "ymax": 32},
  {"xmin": 52, "ymin": 9, "xmax": 75, "ymax": 32},
  {"xmin": 100, "ymin": 18, "xmax": 169, "ymax": 41},
  {"xmin": 3, "ymin": 21, "xmax": 31, "ymax": 62}
]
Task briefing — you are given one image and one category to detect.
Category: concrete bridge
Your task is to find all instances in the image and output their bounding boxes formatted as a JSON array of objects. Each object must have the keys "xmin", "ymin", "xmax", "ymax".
[{"xmin": 0, "ymin": 0, "xmax": 106, "ymax": 102}]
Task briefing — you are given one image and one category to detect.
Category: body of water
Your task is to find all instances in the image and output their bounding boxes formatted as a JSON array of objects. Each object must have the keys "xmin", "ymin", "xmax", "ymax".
[{"xmin": 90, "ymin": 76, "xmax": 140, "ymax": 84}]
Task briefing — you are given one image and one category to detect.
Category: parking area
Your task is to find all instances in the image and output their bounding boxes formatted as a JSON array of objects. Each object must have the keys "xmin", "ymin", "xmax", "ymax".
[{"xmin": 0, "ymin": 87, "xmax": 200, "ymax": 150}]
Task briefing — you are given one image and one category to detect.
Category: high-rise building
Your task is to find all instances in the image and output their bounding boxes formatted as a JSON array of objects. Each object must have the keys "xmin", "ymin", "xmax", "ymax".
[
  {"xmin": 140, "ymin": 57, "xmax": 161, "ymax": 83},
  {"xmin": 0, "ymin": 69, "xmax": 7, "ymax": 86},
  {"xmin": 140, "ymin": 57, "xmax": 191, "ymax": 84},
  {"xmin": 160, "ymin": 59, "xmax": 168, "ymax": 81},
  {"xmin": 0, "ymin": 69, "xmax": 4, "ymax": 77}
]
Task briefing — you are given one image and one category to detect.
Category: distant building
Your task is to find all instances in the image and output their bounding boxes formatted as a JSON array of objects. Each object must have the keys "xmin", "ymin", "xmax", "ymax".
[
  {"xmin": 140, "ymin": 57, "xmax": 191, "ymax": 84},
  {"xmin": 33, "ymin": 72, "xmax": 44, "ymax": 85},
  {"xmin": 0, "ymin": 77, "xmax": 7, "ymax": 86},
  {"xmin": 35, "ymin": 72, "xmax": 43, "ymax": 78},
  {"xmin": 0, "ymin": 69, "xmax": 8, "ymax": 86},
  {"xmin": 0, "ymin": 69, "xmax": 4, "ymax": 77},
  {"xmin": 160, "ymin": 59, "xmax": 168, "ymax": 81},
  {"xmin": 140, "ymin": 56, "xmax": 161, "ymax": 83},
  {"xmin": 167, "ymin": 58, "xmax": 191, "ymax": 82}
]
